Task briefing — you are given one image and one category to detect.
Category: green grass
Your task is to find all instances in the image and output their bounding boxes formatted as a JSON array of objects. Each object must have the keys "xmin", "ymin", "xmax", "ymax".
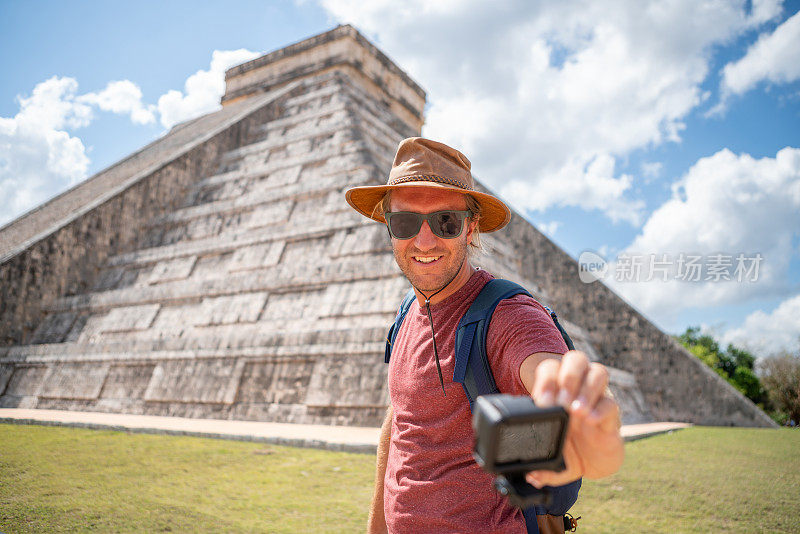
[
  {"xmin": 1, "ymin": 424, "xmax": 798, "ymax": 533},
  {"xmin": 0, "ymin": 424, "xmax": 373, "ymax": 533},
  {"xmin": 571, "ymin": 427, "xmax": 800, "ymax": 533}
]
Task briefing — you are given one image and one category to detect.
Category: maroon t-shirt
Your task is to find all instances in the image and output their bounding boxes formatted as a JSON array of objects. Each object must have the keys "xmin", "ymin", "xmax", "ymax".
[{"xmin": 385, "ymin": 269, "xmax": 568, "ymax": 533}]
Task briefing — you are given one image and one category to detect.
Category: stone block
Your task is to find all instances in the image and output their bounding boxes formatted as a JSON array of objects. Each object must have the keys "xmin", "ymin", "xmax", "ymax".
[
  {"xmin": 93, "ymin": 267, "xmax": 126, "ymax": 291},
  {"xmin": 0, "ymin": 364, "xmax": 13, "ymax": 395},
  {"xmin": 39, "ymin": 363, "xmax": 110, "ymax": 400},
  {"xmin": 306, "ymin": 354, "xmax": 387, "ymax": 407},
  {"xmin": 261, "ymin": 288, "xmax": 328, "ymax": 321},
  {"xmin": 199, "ymin": 293, "xmax": 268, "ymax": 325},
  {"xmin": 143, "ymin": 358, "xmax": 245, "ymax": 404},
  {"xmin": 286, "ymin": 138, "xmax": 313, "ymax": 157},
  {"xmin": 250, "ymin": 166, "xmax": 303, "ymax": 195},
  {"xmin": 190, "ymin": 253, "xmax": 234, "ymax": 280},
  {"xmin": 237, "ymin": 359, "xmax": 316, "ymax": 404},
  {"xmin": 328, "ymin": 225, "xmax": 389, "ymax": 257},
  {"xmin": 0, "ymin": 395, "xmax": 38, "ymax": 408},
  {"xmin": 228, "ymin": 242, "xmax": 285, "ymax": 272},
  {"xmin": 321, "ymin": 278, "xmax": 407, "ymax": 318},
  {"xmin": 278, "ymin": 237, "xmax": 332, "ymax": 267},
  {"xmin": 245, "ymin": 201, "xmax": 293, "ymax": 229},
  {"xmin": 100, "ymin": 364, "xmax": 155, "ymax": 399},
  {"xmin": 64, "ymin": 315, "xmax": 89, "ymax": 342},
  {"xmin": 4, "ymin": 366, "xmax": 47, "ymax": 396},
  {"xmin": 101, "ymin": 304, "xmax": 160, "ymax": 333},
  {"xmin": 186, "ymin": 215, "xmax": 224, "ymax": 240},
  {"xmin": 147, "ymin": 256, "xmax": 197, "ymax": 284},
  {"xmin": 29, "ymin": 312, "xmax": 77, "ymax": 344}
]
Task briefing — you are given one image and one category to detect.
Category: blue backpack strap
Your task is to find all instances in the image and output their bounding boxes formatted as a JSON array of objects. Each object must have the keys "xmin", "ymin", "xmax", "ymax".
[
  {"xmin": 454, "ymin": 279, "xmax": 581, "ymax": 533},
  {"xmin": 453, "ymin": 279, "xmax": 531, "ymax": 409},
  {"xmin": 522, "ymin": 478, "xmax": 582, "ymax": 533},
  {"xmin": 542, "ymin": 305, "xmax": 576, "ymax": 351},
  {"xmin": 385, "ymin": 288, "xmax": 417, "ymax": 363}
]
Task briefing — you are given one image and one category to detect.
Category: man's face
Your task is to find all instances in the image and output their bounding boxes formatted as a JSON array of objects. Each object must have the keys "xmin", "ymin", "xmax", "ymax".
[{"xmin": 388, "ymin": 188, "xmax": 477, "ymax": 293}]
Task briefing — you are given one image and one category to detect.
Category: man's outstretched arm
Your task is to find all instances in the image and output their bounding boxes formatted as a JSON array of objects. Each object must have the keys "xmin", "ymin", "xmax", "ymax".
[{"xmin": 367, "ymin": 405, "xmax": 392, "ymax": 534}]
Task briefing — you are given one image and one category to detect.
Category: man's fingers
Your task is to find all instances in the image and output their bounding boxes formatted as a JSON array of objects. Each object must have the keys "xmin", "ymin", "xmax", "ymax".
[
  {"xmin": 525, "ymin": 438, "xmax": 582, "ymax": 489},
  {"xmin": 531, "ymin": 351, "xmax": 594, "ymax": 410},
  {"xmin": 572, "ymin": 362, "xmax": 609, "ymax": 417},
  {"xmin": 531, "ymin": 358, "xmax": 560, "ymax": 406},
  {"xmin": 588, "ymin": 396, "xmax": 622, "ymax": 433},
  {"xmin": 556, "ymin": 351, "xmax": 589, "ymax": 408}
]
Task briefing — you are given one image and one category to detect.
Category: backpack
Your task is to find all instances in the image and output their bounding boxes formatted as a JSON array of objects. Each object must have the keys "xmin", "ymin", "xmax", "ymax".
[{"xmin": 385, "ymin": 278, "xmax": 581, "ymax": 534}]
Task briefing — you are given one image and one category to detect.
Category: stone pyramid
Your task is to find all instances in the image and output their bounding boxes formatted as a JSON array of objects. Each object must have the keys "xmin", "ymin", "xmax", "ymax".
[{"xmin": 0, "ymin": 25, "xmax": 774, "ymax": 427}]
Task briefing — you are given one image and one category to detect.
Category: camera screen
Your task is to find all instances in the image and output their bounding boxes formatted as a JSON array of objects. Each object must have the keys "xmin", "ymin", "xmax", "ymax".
[{"xmin": 495, "ymin": 420, "xmax": 561, "ymax": 464}]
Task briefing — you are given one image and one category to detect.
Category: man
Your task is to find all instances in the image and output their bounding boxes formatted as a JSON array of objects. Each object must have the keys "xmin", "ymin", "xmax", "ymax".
[{"xmin": 345, "ymin": 138, "xmax": 624, "ymax": 533}]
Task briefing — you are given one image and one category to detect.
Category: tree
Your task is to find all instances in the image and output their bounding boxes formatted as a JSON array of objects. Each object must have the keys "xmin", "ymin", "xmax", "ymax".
[
  {"xmin": 759, "ymin": 352, "xmax": 800, "ymax": 425},
  {"xmin": 731, "ymin": 366, "xmax": 763, "ymax": 404},
  {"xmin": 674, "ymin": 326, "xmax": 766, "ymax": 405},
  {"xmin": 728, "ymin": 345, "xmax": 756, "ymax": 370}
]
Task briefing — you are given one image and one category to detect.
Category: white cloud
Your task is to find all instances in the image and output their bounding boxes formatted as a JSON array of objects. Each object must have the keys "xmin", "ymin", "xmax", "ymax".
[
  {"xmin": 606, "ymin": 146, "xmax": 800, "ymax": 324},
  {"xmin": 157, "ymin": 49, "xmax": 261, "ymax": 129},
  {"xmin": 722, "ymin": 294, "xmax": 800, "ymax": 357},
  {"xmin": 0, "ymin": 76, "xmax": 161, "ymax": 227},
  {"xmin": 503, "ymin": 153, "xmax": 645, "ymax": 225},
  {"xmin": 0, "ymin": 76, "xmax": 92, "ymax": 227},
  {"xmin": 641, "ymin": 161, "xmax": 663, "ymax": 183},
  {"xmin": 748, "ymin": 0, "xmax": 784, "ymax": 26},
  {"xmin": 722, "ymin": 10, "xmax": 800, "ymax": 96},
  {"xmin": 0, "ymin": 47, "xmax": 266, "ymax": 226},
  {"xmin": 536, "ymin": 220, "xmax": 561, "ymax": 237},
  {"xmin": 317, "ymin": 0, "xmax": 776, "ymax": 225},
  {"xmin": 80, "ymin": 80, "xmax": 156, "ymax": 125},
  {"xmin": 14, "ymin": 76, "xmax": 93, "ymax": 131}
]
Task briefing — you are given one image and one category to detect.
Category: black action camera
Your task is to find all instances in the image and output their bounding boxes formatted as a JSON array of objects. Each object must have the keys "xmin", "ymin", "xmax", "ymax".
[{"xmin": 472, "ymin": 394, "xmax": 569, "ymax": 508}]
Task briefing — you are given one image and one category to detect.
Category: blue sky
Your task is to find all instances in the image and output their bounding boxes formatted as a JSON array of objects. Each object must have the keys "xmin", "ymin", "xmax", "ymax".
[{"xmin": 1, "ymin": 0, "xmax": 799, "ymax": 357}]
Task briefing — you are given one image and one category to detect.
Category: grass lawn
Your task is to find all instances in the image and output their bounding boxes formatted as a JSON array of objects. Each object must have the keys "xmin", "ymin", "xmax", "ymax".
[{"xmin": 0, "ymin": 424, "xmax": 798, "ymax": 533}]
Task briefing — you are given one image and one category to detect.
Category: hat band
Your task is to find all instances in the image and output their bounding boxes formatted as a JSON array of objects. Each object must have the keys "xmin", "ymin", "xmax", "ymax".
[{"xmin": 388, "ymin": 174, "xmax": 472, "ymax": 191}]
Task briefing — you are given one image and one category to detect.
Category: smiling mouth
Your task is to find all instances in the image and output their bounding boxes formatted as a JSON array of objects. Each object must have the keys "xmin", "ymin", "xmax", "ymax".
[{"xmin": 413, "ymin": 255, "xmax": 443, "ymax": 264}]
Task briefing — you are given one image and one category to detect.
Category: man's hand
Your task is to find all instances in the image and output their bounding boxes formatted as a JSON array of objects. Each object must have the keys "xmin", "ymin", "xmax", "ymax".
[{"xmin": 521, "ymin": 350, "xmax": 624, "ymax": 488}]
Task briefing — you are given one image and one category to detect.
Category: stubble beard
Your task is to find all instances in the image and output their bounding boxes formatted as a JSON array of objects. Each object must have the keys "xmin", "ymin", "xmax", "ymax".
[{"xmin": 392, "ymin": 237, "xmax": 468, "ymax": 294}]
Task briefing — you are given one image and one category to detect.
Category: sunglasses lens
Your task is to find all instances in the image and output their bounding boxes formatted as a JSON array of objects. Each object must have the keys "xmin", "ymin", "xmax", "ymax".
[
  {"xmin": 386, "ymin": 211, "xmax": 468, "ymax": 239},
  {"xmin": 388, "ymin": 213, "xmax": 422, "ymax": 239},
  {"xmin": 433, "ymin": 211, "xmax": 463, "ymax": 238}
]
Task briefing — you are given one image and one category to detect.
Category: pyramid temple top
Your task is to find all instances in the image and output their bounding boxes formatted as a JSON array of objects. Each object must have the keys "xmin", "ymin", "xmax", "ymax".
[{"xmin": 222, "ymin": 24, "xmax": 426, "ymax": 133}]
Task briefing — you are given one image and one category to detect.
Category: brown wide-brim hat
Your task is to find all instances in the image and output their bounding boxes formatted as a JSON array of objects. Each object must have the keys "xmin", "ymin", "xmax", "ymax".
[{"xmin": 345, "ymin": 137, "xmax": 511, "ymax": 233}]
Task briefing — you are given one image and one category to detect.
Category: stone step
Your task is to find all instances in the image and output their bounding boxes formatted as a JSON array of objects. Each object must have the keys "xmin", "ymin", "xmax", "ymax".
[
  {"xmin": 2, "ymin": 340, "xmax": 385, "ymax": 365},
  {"xmin": 67, "ymin": 279, "xmax": 405, "ymax": 346},
  {"xmin": 193, "ymin": 137, "xmax": 372, "ymax": 191},
  {"xmin": 106, "ymin": 202, "xmax": 370, "ymax": 268},
  {"xmin": 152, "ymin": 167, "xmax": 372, "ymax": 227},
  {"xmin": 185, "ymin": 93, "xmax": 352, "ymax": 191},
  {"xmin": 234, "ymin": 104, "xmax": 400, "ymax": 177},
  {"xmin": 1, "ymin": 349, "xmax": 390, "ymax": 423},
  {"xmin": 48, "ymin": 252, "xmax": 401, "ymax": 313},
  {"xmin": 279, "ymin": 70, "xmax": 417, "ymax": 141},
  {"xmin": 219, "ymin": 109, "xmax": 354, "ymax": 163},
  {"xmin": 279, "ymin": 81, "xmax": 341, "ymax": 109},
  {"xmin": 256, "ymin": 72, "xmax": 403, "ymax": 137},
  {"xmin": 255, "ymin": 89, "xmax": 408, "ymax": 159},
  {"xmin": 3, "ymin": 323, "xmax": 390, "ymax": 362},
  {"xmin": 255, "ymin": 96, "xmax": 350, "ymax": 138}
]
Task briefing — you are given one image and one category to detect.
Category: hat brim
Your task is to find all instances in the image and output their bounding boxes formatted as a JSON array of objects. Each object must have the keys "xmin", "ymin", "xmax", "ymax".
[{"xmin": 345, "ymin": 182, "xmax": 511, "ymax": 233}]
